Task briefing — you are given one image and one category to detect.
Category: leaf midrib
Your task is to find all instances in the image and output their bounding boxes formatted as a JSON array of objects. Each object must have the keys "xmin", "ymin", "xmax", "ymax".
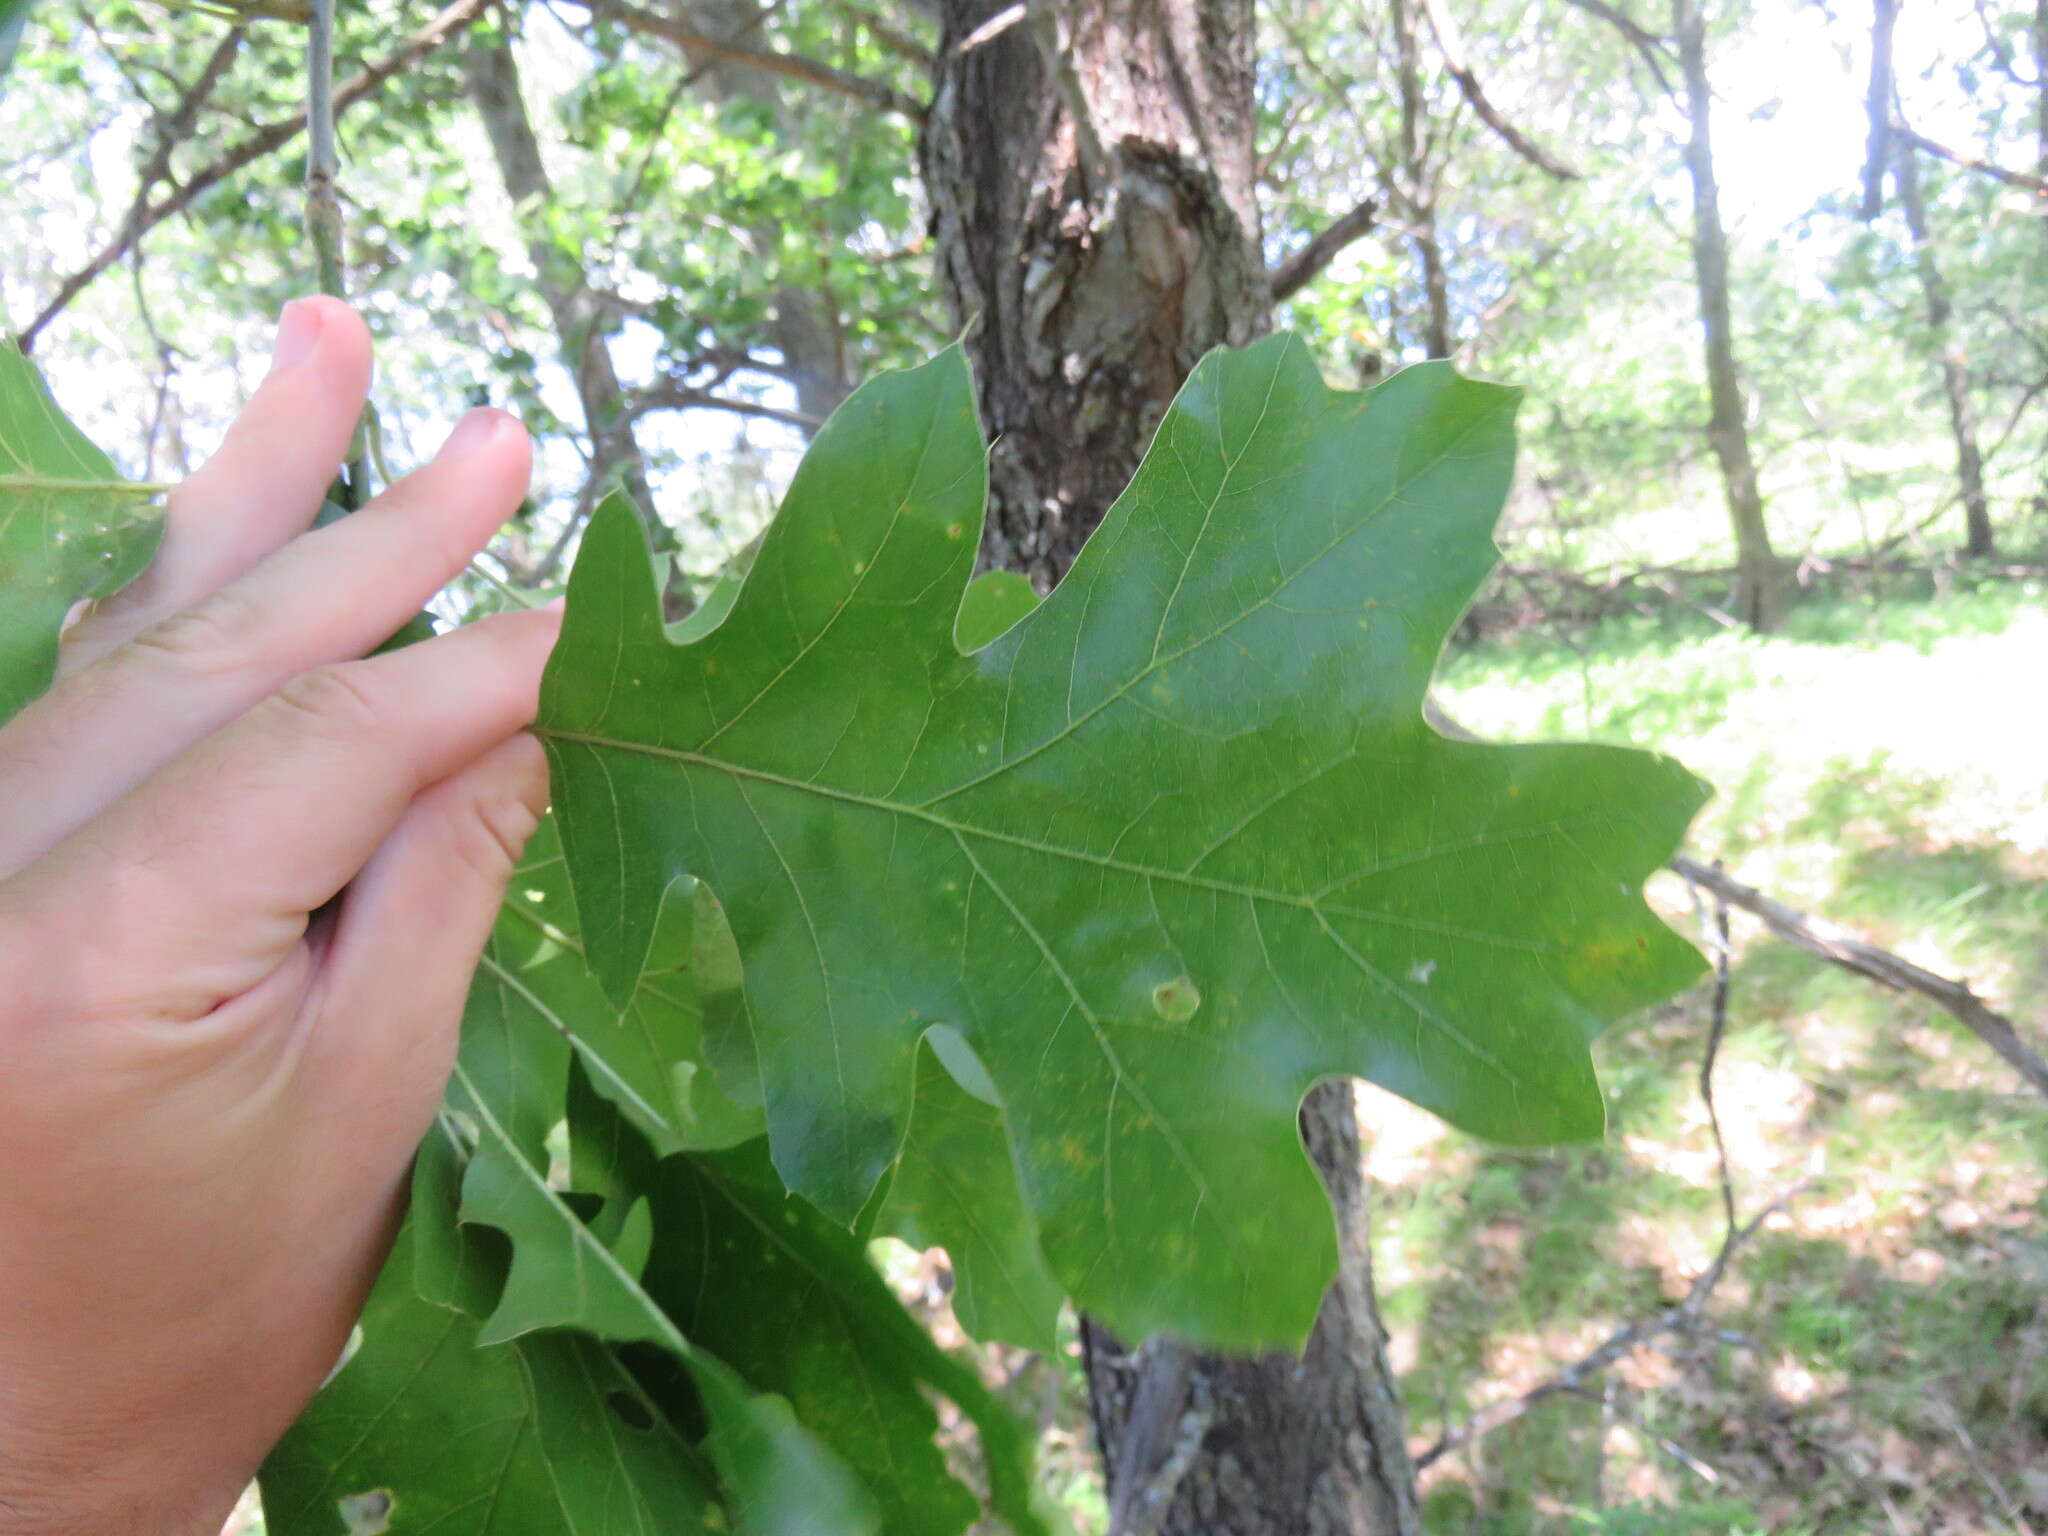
[
  {"xmin": 537, "ymin": 725, "xmax": 1622, "ymax": 1099},
  {"xmin": 537, "ymin": 725, "xmax": 1591, "ymax": 949}
]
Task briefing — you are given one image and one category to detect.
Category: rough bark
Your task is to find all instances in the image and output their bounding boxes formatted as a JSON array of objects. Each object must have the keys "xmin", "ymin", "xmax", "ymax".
[
  {"xmin": 1673, "ymin": 0, "xmax": 1782, "ymax": 631},
  {"xmin": 1893, "ymin": 142, "xmax": 1994, "ymax": 557},
  {"xmin": 922, "ymin": 0, "xmax": 1273, "ymax": 585},
  {"xmin": 924, "ymin": 4, "xmax": 1421, "ymax": 1530},
  {"xmin": 463, "ymin": 34, "xmax": 657, "ymax": 518}
]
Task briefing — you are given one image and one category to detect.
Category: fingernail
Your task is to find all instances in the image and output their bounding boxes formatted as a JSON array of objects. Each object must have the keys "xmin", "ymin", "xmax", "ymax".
[
  {"xmin": 436, "ymin": 408, "xmax": 506, "ymax": 462},
  {"xmin": 267, "ymin": 299, "xmax": 325, "ymax": 377}
]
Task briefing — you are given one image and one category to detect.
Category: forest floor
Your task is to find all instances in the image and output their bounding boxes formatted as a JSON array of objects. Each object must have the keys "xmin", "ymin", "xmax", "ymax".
[{"xmin": 1365, "ymin": 569, "xmax": 2048, "ymax": 1534}]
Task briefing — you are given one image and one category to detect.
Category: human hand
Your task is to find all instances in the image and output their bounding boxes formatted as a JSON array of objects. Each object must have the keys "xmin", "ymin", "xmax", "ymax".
[{"xmin": 0, "ymin": 299, "xmax": 558, "ymax": 1534}]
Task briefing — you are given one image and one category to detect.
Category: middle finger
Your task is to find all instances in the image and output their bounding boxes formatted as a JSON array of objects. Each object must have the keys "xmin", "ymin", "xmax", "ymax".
[{"xmin": 0, "ymin": 409, "xmax": 532, "ymax": 877}]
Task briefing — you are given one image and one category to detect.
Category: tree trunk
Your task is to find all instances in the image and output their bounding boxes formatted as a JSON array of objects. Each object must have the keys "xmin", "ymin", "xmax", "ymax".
[
  {"xmin": 1673, "ymin": 0, "xmax": 1782, "ymax": 630},
  {"xmin": 1893, "ymin": 142, "xmax": 1994, "ymax": 557},
  {"xmin": 1082, "ymin": 1091, "xmax": 1421, "ymax": 1535},
  {"xmin": 1392, "ymin": 0, "xmax": 1452, "ymax": 358},
  {"xmin": 463, "ymin": 33, "xmax": 658, "ymax": 521},
  {"xmin": 923, "ymin": 4, "xmax": 1421, "ymax": 1530},
  {"xmin": 923, "ymin": 0, "xmax": 1271, "ymax": 585}
]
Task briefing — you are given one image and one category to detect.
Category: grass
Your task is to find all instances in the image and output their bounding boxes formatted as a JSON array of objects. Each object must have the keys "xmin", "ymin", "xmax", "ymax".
[{"xmin": 1378, "ymin": 571, "xmax": 2048, "ymax": 1531}]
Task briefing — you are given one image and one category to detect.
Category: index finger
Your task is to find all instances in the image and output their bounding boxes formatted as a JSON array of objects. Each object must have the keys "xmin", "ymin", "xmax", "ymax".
[{"xmin": 13, "ymin": 606, "xmax": 562, "ymax": 1024}]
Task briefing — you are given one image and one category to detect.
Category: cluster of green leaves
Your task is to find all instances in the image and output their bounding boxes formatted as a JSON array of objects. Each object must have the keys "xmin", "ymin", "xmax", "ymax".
[{"xmin": 0, "ymin": 331, "xmax": 1706, "ymax": 1532}]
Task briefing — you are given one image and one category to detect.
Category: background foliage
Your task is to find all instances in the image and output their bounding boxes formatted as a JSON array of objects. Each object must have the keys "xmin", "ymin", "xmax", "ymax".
[{"xmin": 3, "ymin": 0, "xmax": 2045, "ymax": 1527}]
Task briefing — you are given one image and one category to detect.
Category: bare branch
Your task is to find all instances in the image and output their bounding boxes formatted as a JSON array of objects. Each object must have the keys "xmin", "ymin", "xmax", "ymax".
[
  {"xmin": 1105, "ymin": 1339, "xmax": 1198, "ymax": 1536},
  {"xmin": 578, "ymin": 0, "xmax": 926, "ymax": 121},
  {"xmin": 20, "ymin": 19, "xmax": 245, "ymax": 350},
  {"xmin": 630, "ymin": 379, "xmax": 823, "ymax": 430},
  {"xmin": 819, "ymin": 0, "xmax": 935, "ymax": 66},
  {"xmin": 1672, "ymin": 854, "xmax": 2048, "ymax": 1099},
  {"xmin": 1417, "ymin": 0, "xmax": 1580, "ymax": 180},
  {"xmin": 1894, "ymin": 122, "xmax": 2048, "ymax": 197},
  {"xmin": 1026, "ymin": 1, "xmax": 1112, "ymax": 189},
  {"xmin": 1561, "ymin": 0, "xmax": 1677, "ymax": 95},
  {"xmin": 1270, "ymin": 196, "xmax": 1380, "ymax": 300},
  {"xmin": 1414, "ymin": 1182, "xmax": 1803, "ymax": 1471},
  {"xmin": 1686, "ymin": 870, "xmax": 1739, "ymax": 1236},
  {"xmin": 956, "ymin": 2, "xmax": 1027, "ymax": 52},
  {"xmin": 18, "ymin": 0, "xmax": 490, "ymax": 351}
]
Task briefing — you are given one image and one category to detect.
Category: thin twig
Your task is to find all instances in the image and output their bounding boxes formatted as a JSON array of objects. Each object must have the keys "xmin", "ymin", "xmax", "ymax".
[
  {"xmin": 1671, "ymin": 855, "xmax": 2048, "ymax": 1100},
  {"xmin": 18, "ymin": 0, "xmax": 491, "ymax": 351},
  {"xmin": 304, "ymin": 0, "xmax": 371, "ymax": 508},
  {"xmin": 956, "ymin": 2, "xmax": 1027, "ymax": 52},
  {"xmin": 1412, "ymin": 1182, "xmax": 1805, "ymax": 1470},
  {"xmin": 1894, "ymin": 123, "xmax": 2048, "ymax": 197},
  {"xmin": 818, "ymin": 0, "xmax": 934, "ymax": 66},
  {"xmin": 1561, "ymin": 0, "xmax": 1676, "ymax": 95},
  {"xmin": 1416, "ymin": 0, "xmax": 1579, "ymax": 179},
  {"xmin": 1694, "ymin": 870, "xmax": 1739, "ymax": 1236},
  {"xmin": 578, "ymin": 0, "xmax": 926, "ymax": 120},
  {"xmin": 1271, "ymin": 196, "xmax": 1381, "ymax": 300},
  {"xmin": 629, "ymin": 379, "xmax": 824, "ymax": 430}
]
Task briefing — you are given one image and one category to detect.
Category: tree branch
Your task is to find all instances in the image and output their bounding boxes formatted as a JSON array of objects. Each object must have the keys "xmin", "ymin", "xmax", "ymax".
[
  {"xmin": 955, "ymin": 2, "xmax": 1028, "ymax": 53},
  {"xmin": 1671, "ymin": 854, "xmax": 2048, "ymax": 1099},
  {"xmin": 1415, "ymin": 1182, "xmax": 1803, "ymax": 1471},
  {"xmin": 1417, "ymin": 0, "xmax": 1580, "ymax": 180},
  {"xmin": 630, "ymin": 379, "xmax": 823, "ymax": 430},
  {"xmin": 1893, "ymin": 123, "xmax": 2048, "ymax": 197},
  {"xmin": 305, "ymin": 0, "xmax": 372, "ymax": 507},
  {"xmin": 1857, "ymin": 0, "xmax": 1899, "ymax": 218},
  {"xmin": 577, "ymin": 0, "xmax": 926, "ymax": 121},
  {"xmin": 818, "ymin": 0, "xmax": 934, "ymax": 66},
  {"xmin": 18, "ymin": 0, "xmax": 490, "ymax": 351},
  {"xmin": 1561, "ymin": 0, "xmax": 1676, "ymax": 95},
  {"xmin": 19, "ymin": 18, "xmax": 245, "ymax": 351},
  {"xmin": 1105, "ymin": 1339, "xmax": 1198, "ymax": 1536},
  {"xmin": 1270, "ymin": 196, "xmax": 1380, "ymax": 300}
]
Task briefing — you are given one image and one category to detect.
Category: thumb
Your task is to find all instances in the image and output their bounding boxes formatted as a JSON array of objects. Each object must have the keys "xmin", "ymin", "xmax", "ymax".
[{"xmin": 304, "ymin": 732, "xmax": 551, "ymax": 1136}]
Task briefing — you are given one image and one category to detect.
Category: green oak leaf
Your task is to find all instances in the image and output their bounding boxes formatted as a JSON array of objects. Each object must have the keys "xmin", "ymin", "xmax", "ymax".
[
  {"xmin": 263, "ymin": 1223, "xmax": 724, "ymax": 1536},
  {"xmin": 515, "ymin": 1332, "xmax": 722, "ymax": 1534},
  {"xmin": 623, "ymin": 1128, "xmax": 1047, "ymax": 1536},
  {"xmin": 876, "ymin": 1040, "xmax": 1063, "ymax": 1352},
  {"xmin": 443, "ymin": 1054, "xmax": 882, "ymax": 1536},
  {"xmin": 953, "ymin": 569, "xmax": 1039, "ymax": 651},
  {"xmin": 0, "ymin": 341, "xmax": 165, "ymax": 724},
  {"xmin": 494, "ymin": 817, "xmax": 764, "ymax": 1154},
  {"xmin": 538, "ymin": 334, "xmax": 1709, "ymax": 1351},
  {"xmin": 259, "ymin": 1224, "xmax": 569, "ymax": 1536}
]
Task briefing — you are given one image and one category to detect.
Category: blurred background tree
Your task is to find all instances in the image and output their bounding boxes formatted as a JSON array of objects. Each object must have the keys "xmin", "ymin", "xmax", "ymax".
[{"xmin": 5, "ymin": 0, "xmax": 2045, "ymax": 1528}]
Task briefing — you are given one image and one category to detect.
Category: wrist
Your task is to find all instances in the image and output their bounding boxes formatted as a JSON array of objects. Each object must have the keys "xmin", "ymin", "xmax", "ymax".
[
  {"xmin": 0, "ymin": 1321, "xmax": 252, "ymax": 1536},
  {"xmin": 0, "ymin": 1414, "xmax": 245, "ymax": 1536}
]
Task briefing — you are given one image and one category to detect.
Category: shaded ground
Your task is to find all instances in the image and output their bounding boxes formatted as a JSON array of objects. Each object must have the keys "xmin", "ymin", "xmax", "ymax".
[{"xmin": 1374, "ymin": 573, "xmax": 2048, "ymax": 1532}]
